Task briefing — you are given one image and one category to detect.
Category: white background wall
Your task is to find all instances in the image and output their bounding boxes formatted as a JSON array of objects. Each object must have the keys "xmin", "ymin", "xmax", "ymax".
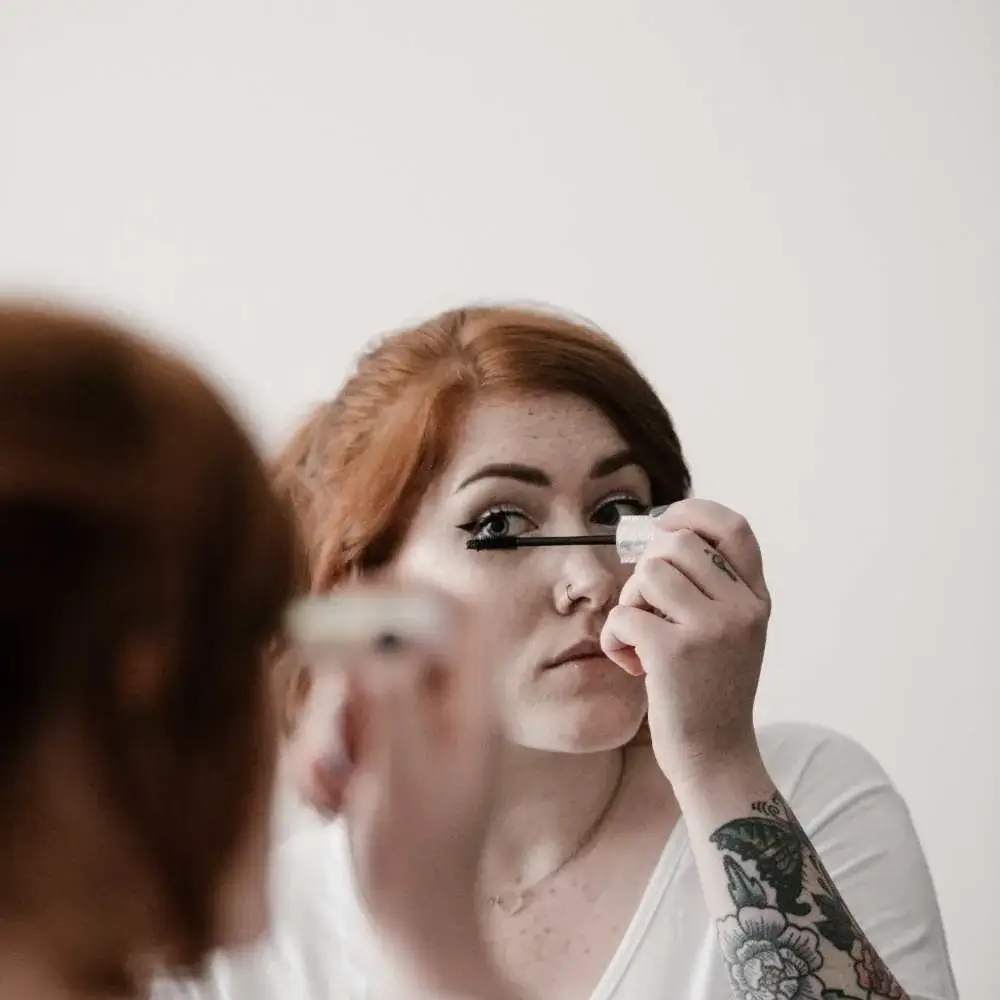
[{"xmin": 1, "ymin": 2, "xmax": 996, "ymax": 994}]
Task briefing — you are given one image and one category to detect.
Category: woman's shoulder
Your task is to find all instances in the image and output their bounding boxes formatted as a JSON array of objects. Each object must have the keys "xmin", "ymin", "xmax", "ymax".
[
  {"xmin": 755, "ymin": 720, "xmax": 898, "ymax": 812},
  {"xmin": 751, "ymin": 724, "xmax": 958, "ymax": 998}
]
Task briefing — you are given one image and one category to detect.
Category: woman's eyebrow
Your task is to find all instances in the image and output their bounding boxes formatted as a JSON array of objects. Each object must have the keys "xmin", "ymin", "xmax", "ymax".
[
  {"xmin": 589, "ymin": 448, "xmax": 639, "ymax": 479},
  {"xmin": 455, "ymin": 463, "xmax": 549, "ymax": 492},
  {"xmin": 454, "ymin": 449, "xmax": 639, "ymax": 494}
]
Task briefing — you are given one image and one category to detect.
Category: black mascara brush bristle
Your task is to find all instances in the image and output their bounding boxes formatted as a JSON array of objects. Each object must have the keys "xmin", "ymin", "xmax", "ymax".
[{"xmin": 466, "ymin": 536, "xmax": 520, "ymax": 551}]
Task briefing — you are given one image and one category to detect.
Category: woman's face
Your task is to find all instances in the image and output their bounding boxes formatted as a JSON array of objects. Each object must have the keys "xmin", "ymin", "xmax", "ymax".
[{"xmin": 392, "ymin": 392, "xmax": 651, "ymax": 752}]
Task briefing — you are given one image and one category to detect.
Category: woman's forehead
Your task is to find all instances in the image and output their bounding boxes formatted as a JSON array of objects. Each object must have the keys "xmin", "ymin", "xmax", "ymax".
[{"xmin": 442, "ymin": 393, "xmax": 631, "ymax": 484}]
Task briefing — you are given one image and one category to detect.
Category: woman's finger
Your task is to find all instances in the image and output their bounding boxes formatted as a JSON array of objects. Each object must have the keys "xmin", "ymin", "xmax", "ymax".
[
  {"xmin": 357, "ymin": 640, "xmax": 441, "ymax": 772},
  {"xmin": 444, "ymin": 600, "xmax": 499, "ymax": 749},
  {"xmin": 640, "ymin": 528, "xmax": 755, "ymax": 603},
  {"xmin": 600, "ymin": 604, "xmax": 667, "ymax": 676},
  {"xmin": 341, "ymin": 666, "xmax": 409, "ymax": 832},
  {"xmin": 618, "ymin": 544, "xmax": 709, "ymax": 623},
  {"xmin": 653, "ymin": 499, "xmax": 768, "ymax": 601}
]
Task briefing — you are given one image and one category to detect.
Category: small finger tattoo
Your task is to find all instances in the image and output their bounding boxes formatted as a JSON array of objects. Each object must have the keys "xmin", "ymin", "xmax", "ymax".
[{"xmin": 705, "ymin": 548, "xmax": 738, "ymax": 582}]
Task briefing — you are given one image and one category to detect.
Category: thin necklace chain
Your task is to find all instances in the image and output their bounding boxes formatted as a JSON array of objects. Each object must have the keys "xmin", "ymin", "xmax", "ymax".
[{"xmin": 485, "ymin": 749, "xmax": 627, "ymax": 917}]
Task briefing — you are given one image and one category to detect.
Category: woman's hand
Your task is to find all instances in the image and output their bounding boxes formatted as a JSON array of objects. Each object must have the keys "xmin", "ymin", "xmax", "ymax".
[
  {"xmin": 600, "ymin": 499, "xmax": 771, "ymax": 787},
  {"xmin": 285, "ymin": 583, "xmax": 512, "ymax": 998}
]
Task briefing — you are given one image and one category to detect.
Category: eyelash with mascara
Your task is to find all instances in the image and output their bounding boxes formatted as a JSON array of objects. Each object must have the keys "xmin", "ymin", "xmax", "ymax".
[
  {"xmin": 457, "ymin": 504, "xmax": 528, "ymax": 542},
  {"xmin": 457, "ymin": 492, "xmax": 646, "ymax": 544}
]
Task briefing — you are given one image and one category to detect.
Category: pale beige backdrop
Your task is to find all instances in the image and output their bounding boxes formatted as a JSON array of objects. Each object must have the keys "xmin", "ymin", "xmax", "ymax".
[{"xmin": 1, "ymin": 3, "xmax": 995, "ymax": 994}]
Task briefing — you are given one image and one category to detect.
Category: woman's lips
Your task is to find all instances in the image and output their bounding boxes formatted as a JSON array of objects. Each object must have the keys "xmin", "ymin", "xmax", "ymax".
[{"xmin": 543, "ymin": 638, "xmax": 606, "ymax": 669}]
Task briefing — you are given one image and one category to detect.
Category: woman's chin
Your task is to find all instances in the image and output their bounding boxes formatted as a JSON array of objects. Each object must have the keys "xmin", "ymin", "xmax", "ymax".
[{"xmin": 509, "ymin": 698, "xmax": 647, "ymax": 753}]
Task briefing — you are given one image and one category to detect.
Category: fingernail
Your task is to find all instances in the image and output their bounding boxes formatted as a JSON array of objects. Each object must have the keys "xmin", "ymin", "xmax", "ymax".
[{"xmin": 647, "ymin": 504, "xmax": 671, "ymax": 517}]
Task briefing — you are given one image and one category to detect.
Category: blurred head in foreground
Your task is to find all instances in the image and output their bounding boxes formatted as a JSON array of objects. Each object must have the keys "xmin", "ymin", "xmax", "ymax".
[{"xmin": 0, "ymin": 302, "xmax": 299, "ymax": 997}]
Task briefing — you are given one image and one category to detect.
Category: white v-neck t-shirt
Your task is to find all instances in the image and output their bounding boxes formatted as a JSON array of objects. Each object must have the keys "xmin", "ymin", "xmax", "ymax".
[{"xmin": 155, "ymin": 723, "xmax": 959, "ymax": 1000}]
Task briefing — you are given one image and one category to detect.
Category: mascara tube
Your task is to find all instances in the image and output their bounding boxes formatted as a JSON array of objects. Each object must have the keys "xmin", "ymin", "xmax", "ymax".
[{"xmin": 614, "ymin": 513, "xmax": 662, "ymax": 564}]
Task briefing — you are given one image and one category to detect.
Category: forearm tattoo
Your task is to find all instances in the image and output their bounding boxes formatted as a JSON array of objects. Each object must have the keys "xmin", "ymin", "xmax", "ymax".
[{"xmin": 709, "ymin": 792, "xmax": 909, "ymax": 1000}]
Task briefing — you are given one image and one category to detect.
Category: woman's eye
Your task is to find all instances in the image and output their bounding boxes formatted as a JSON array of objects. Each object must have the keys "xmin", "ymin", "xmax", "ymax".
[
  {"xmin": 591, "ymin": 497, "xmax": 646, "ymax": 528},
  {"xmin": 465, "ymin": 509, "xmax": 535, "ymax": 541}
]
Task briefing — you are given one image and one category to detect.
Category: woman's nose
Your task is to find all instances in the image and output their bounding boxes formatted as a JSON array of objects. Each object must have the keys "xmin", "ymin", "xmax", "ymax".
[{"xmin": 554, "ymin": 545, "xmax": 620, "ymax": 614}]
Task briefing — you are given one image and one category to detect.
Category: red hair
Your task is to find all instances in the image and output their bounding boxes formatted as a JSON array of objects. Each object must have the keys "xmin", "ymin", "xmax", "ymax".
[
  {"xmin": 273, "ymin": 305, "xmax": 692, "ymax": 727},
  {"xmin": 0, "ymin": 303, "xmax": 300, "ymax": 995},
  {"xmin": 276, "ymin": 307, "xmax": 691, "ymax": 591}
]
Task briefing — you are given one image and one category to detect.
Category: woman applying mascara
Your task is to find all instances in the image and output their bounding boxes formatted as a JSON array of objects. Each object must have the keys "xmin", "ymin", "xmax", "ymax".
[{"xmin": 178, "ymin": 304, "xmax": 957, "ymax": 1000}]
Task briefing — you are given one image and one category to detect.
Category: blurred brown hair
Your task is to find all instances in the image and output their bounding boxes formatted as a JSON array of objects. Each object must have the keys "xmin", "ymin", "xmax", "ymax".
[
  {"xmin": 272, "ymin": 304, "xmax": 691, "ymax": 731},
  {"xmin": 0, "ymin": 303, "xmax": 300, "ymax": 996}
]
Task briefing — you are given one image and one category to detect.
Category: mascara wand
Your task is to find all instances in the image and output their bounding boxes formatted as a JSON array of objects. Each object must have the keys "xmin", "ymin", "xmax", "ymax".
[
  {"xmin": 466, "ymin": 511, "xmax": 663, "ymax": 564},
  {"xmin": 466, "ymin": 535, "xmax": 618, "ymax": 550}
]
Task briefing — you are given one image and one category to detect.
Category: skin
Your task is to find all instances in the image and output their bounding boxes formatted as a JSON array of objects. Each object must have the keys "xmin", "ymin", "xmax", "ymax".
[
  {"xmin": 297, "ymin": 388, "xmax": 913, "ymax": 1000},
  {"xmin": 279, "ymin": 583, "xmax": 525, "ymax": 1000},
  {"xmin": 396, "ymin": 390, "xmax": 652, "ymax": 752},
  {"xmin": 330, "ymin": 391, "xmax": 684, "ymax": 998}
]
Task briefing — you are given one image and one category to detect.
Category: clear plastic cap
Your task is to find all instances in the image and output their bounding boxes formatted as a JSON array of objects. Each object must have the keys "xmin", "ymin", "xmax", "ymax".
[{"xmin": 615, "ymin": 514, "xmax": 658, "ymax": 564}]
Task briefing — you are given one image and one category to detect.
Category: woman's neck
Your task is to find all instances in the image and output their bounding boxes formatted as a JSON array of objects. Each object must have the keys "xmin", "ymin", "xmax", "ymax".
[{"xmin": 477, "ymin": 742, "xmax": 644, "ymax": 895}]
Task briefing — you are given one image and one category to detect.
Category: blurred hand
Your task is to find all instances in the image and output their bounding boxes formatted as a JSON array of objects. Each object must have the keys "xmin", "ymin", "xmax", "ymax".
[{"xmin": 285, "ymin": 583, "xmax": 507, "ymax": 996}]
